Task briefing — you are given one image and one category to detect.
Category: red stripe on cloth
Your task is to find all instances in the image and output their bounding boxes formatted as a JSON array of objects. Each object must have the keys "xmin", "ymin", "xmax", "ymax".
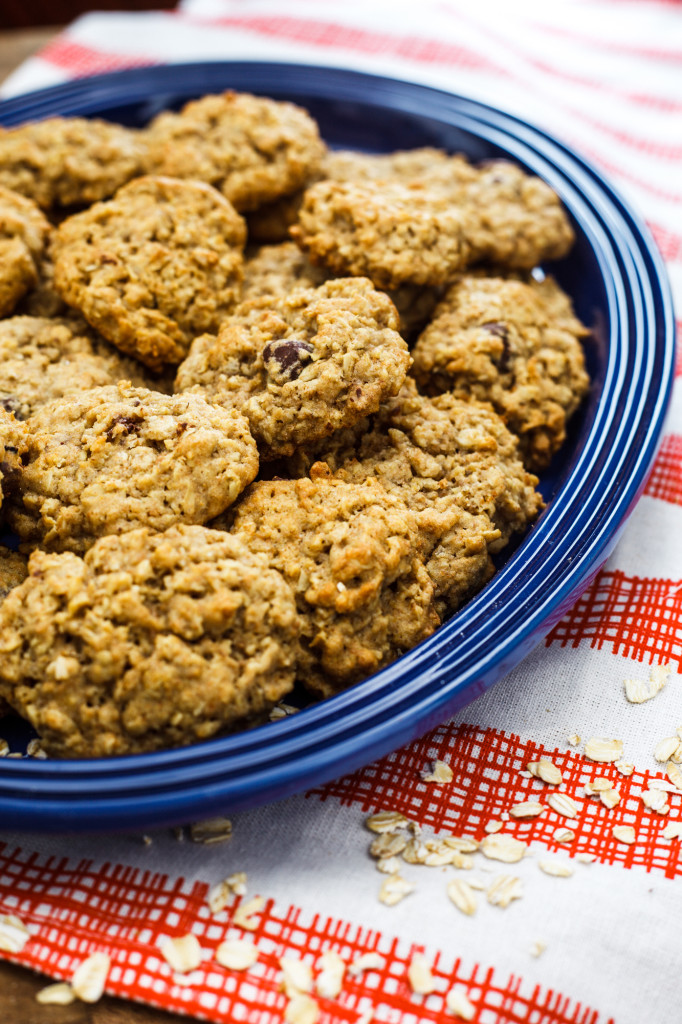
[
  {"xmin": 0, "ymin": 844, "xmax": 611, "ymax": 1023},
  {"xmin": 564, "ymin": 112, "xmax": 682, "ymax": 161},
  {"xmin": 310, "ymin": 723, "xmax": 682, "ymax": 879},
  {"xmin": 528, "ymin": 20, "xmax": 682, "ymax": 62},
  {"xmin": 546, "ymin": 570, "xmax": 682, "ymax": 668},
  {"xmin": 645, "ymin": 434, "xmax": 682, "ymax": 504},
  {"xmin": 647, "ymin": 222, "xmax": 682, "ymax": 265},
  {"xmin": 651, "ymin": 221, "xmax": 682, "ymax": 259},
  {"xmin": 188, "ymin": 14, "xmax": 507, "ymax": 72},
  {"xmin": 38, "ymin": 38, "xmax": 160, "ymax": 78}
]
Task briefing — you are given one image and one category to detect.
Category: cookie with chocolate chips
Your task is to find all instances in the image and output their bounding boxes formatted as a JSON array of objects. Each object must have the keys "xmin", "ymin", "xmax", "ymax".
[
  {"xmin": 8, "ymin": 382, "xmax": 258, "ymax": 553},
  {"xmin": 411, "ymin": 273, "xmax": 590, "ymax": 471},
  {"xmin": 176, "ymin": 277, "xmax": 410, "ymax": 459}
]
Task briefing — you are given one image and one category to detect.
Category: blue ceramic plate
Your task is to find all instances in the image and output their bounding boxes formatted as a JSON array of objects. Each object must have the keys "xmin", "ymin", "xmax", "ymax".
[{"xmin": 0, "ymin": 63, "xmax": 674, "ymax": 833}]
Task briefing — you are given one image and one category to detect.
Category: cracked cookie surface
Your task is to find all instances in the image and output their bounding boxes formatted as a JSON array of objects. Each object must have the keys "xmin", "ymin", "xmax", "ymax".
[
  {"xmin": 53, "ymin": 175, "xmax": 246, "ymax": 370},
  {"xmin": 227, "ymin": 468, "xmax": 440, "ymax": 698},
  {"xmin": 290, "ymin": 379, "xmax": 543, "ymax": 551},
  {"xmin": 0, "ymin": 316, "xmax": 165, "ymax": 421},
  {"xmin": 0, "ymin": 117, "xmax": 145, "ymax": 209},
  {"xmin": 142, "ymin": 91, "xmax": 325, "ymax": 213},
  {"xmin": 0, "ymin": 525, "xmax": 300, "ymax": 757},
  {"xmin": 411, "ymin": 274, "xmax": 590, "ymax": 470},
  {"xmin": 291, "ymin": 160, "xmax": 573, "ymax": 288},
  {"xmin": 176, "ymin": 277, "xmax": 410, "ymax": 459},
  {"xmin": 8, "ymin": 382, "xmax": 258, "ymax": 554}
]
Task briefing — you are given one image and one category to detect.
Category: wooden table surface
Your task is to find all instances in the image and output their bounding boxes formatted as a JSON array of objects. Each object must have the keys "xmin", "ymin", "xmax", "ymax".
[{"xmin": 0, "ymin": 27, "xmax": 187, "ymax": 1024}]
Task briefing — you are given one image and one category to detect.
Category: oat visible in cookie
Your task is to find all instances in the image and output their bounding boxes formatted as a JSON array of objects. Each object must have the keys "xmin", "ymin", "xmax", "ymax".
[
  {"xmin": 142, "ymin": 91, "xmax": 325, "ymax": 213},
  {"xmin": 241, "ymin": 242, "xmax": 438, "ymax": 340},
  {"xmin": 53, "ymin": 175, "xmax": 246, "ymax": 370},
  {"xmin": 241, "ymin": 242, "xmax": 328, "ymax": 302},
  {"xmin": 0, "ymin": 185, "xmax": 51, "ymax": 317},
  {"xmin": 289, "ymin": 379, "xmax": 543, "ymax": 612},
  {"xmin": 176, "ymin": 277, "xmax": 410, "ymax": 459},
  {"xmin": 291, "ymin": 161, "xmax": 573, "ymax": 288},
  {"xmin": 244, "ymin": 146, "xmax": 463, "ymax": 244},
  {"xmin": 411, "ymin": 274, "xmax": 590, "ymax": 470},
  {"xmin": 0, "ymin": 117, "xmax": 145, "ymax": 209},
  {"xmin": 0, "ymin": 316, "xmax": 165, "ymax": 421},
  {"xmin": 8, "ymin": 382, "xmax": 258, "ymax": 553},
  {"xmin": 228, "ymin": 467, "xmax": 439, "ymax": 697},
  {"xmin": 0, "ymin": 525, "xmax": 299, "ymax": 756}
]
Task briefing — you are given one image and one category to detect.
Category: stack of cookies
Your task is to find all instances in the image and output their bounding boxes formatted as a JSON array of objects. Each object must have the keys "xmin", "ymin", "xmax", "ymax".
[{"xmin": 0, "ymin": 90, "xmax": 589, "ymax": 757}]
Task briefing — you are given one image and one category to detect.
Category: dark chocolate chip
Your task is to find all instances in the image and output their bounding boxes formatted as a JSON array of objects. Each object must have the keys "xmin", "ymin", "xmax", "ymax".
[
  {"xmin": 483, "ymin": 321, "xmax": 511, "ymax": 373},
  {"xmin": 0, "ymin": 396, "xmax": 25, "ymax": 419},
  {"xmin": 105, "ymin": 413, "xmax": 143, "ymax": 443},
  {"xmin": 262, "ymin": 338, "xmax": 314, "ymax": 382}
]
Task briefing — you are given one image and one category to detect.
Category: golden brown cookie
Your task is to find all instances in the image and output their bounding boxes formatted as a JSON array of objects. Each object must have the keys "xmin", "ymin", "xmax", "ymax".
[
  {"xmin": 291, "ymin": 161, "xmax": 573, "ymax": 288},
  {"xmin": 0, "ymin": 525, "xmax": 300, "ymax": 757},
  {"xmin": 241, "ymin": 241, "xmax": 329, "ymax": 302},
  {"xmin": 8, "ymin": 382, "xmax": 259, "ymax": 553},
  {"xmin": 411, "ymin": 273, "xmax": 590, "ymax": 470},
  {"xmin": 52, "ymin": 175, "xmax": 246, "ymax": 370},
  {"xmin": 227, "ymin": 468, "xmax": 440, "ymax": 698},
  {"xmin": 0, "ymin": 116, "xmax": 146, "ymax": 209},
  {"xmin": 0, "ymin": 316, "xmax": 164, "ymax": 421},
  {"xmin": 0, "ymin": 185, "xmax": 51, "ymax": 317},
  {"xmin": 290, "ymin": 378, "xmax": 543, "ymax": 557},
  {"xmin": 142, "ymin": 91, "xmax": 325, "ymax": 213},
  {"xmin": 176, "ymin": 277, "xmax": 410, "ymax": 459},
  {"xmin": 240, "ymin": 242, "xmax": 439, "ymax": 340}
]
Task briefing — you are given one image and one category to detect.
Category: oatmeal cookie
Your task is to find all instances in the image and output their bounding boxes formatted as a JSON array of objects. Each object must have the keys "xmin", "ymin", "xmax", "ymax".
[
  {"xmin": 176, "ymin": 277, "xmax": 410, "ymax": 459},
  {"xmin": 0, "ymin": 525, "xmax": 300, "ymax": 757},
  {"xmin": 227, "ymin": 468, "xmax": 440, "ymax": 698},
  {"xmin": 291, "ymin": 164, "xmax": 573, "ymax": 288},
  {"xmin": 0, "ymin": 116, "xmax": 145, "ymax": 209},
  {"xmin": 321, "ymin": 146, "xmax": 477, "ymax": 187},
  {"xmin": 290, "ymin": 379, "xmax": 543, "ymax": 554},
  {"xmin": 411, "ymin": 274, "xmax": 590, "ymax": 470},
  {"xmin": 0, "ymin": 316, "xmax": 165, "ymax": 421},
  {"xmin": 0, "ymin": 185, "xmax": 51, "ymax": 317},
  {"xmin": 8, "ymin": 382, "xmax": 258, "ymax": 554},
  {"xmin": 244, "ymin": 147, "xmax": 464, "ymax": 244},
  {"xmin": 142, "ymin": 91, "xmax": 325, "ymax": 213},
  {"xmin": 53, "ymin": 175, "xmax": 246, "ymax": 370}
]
